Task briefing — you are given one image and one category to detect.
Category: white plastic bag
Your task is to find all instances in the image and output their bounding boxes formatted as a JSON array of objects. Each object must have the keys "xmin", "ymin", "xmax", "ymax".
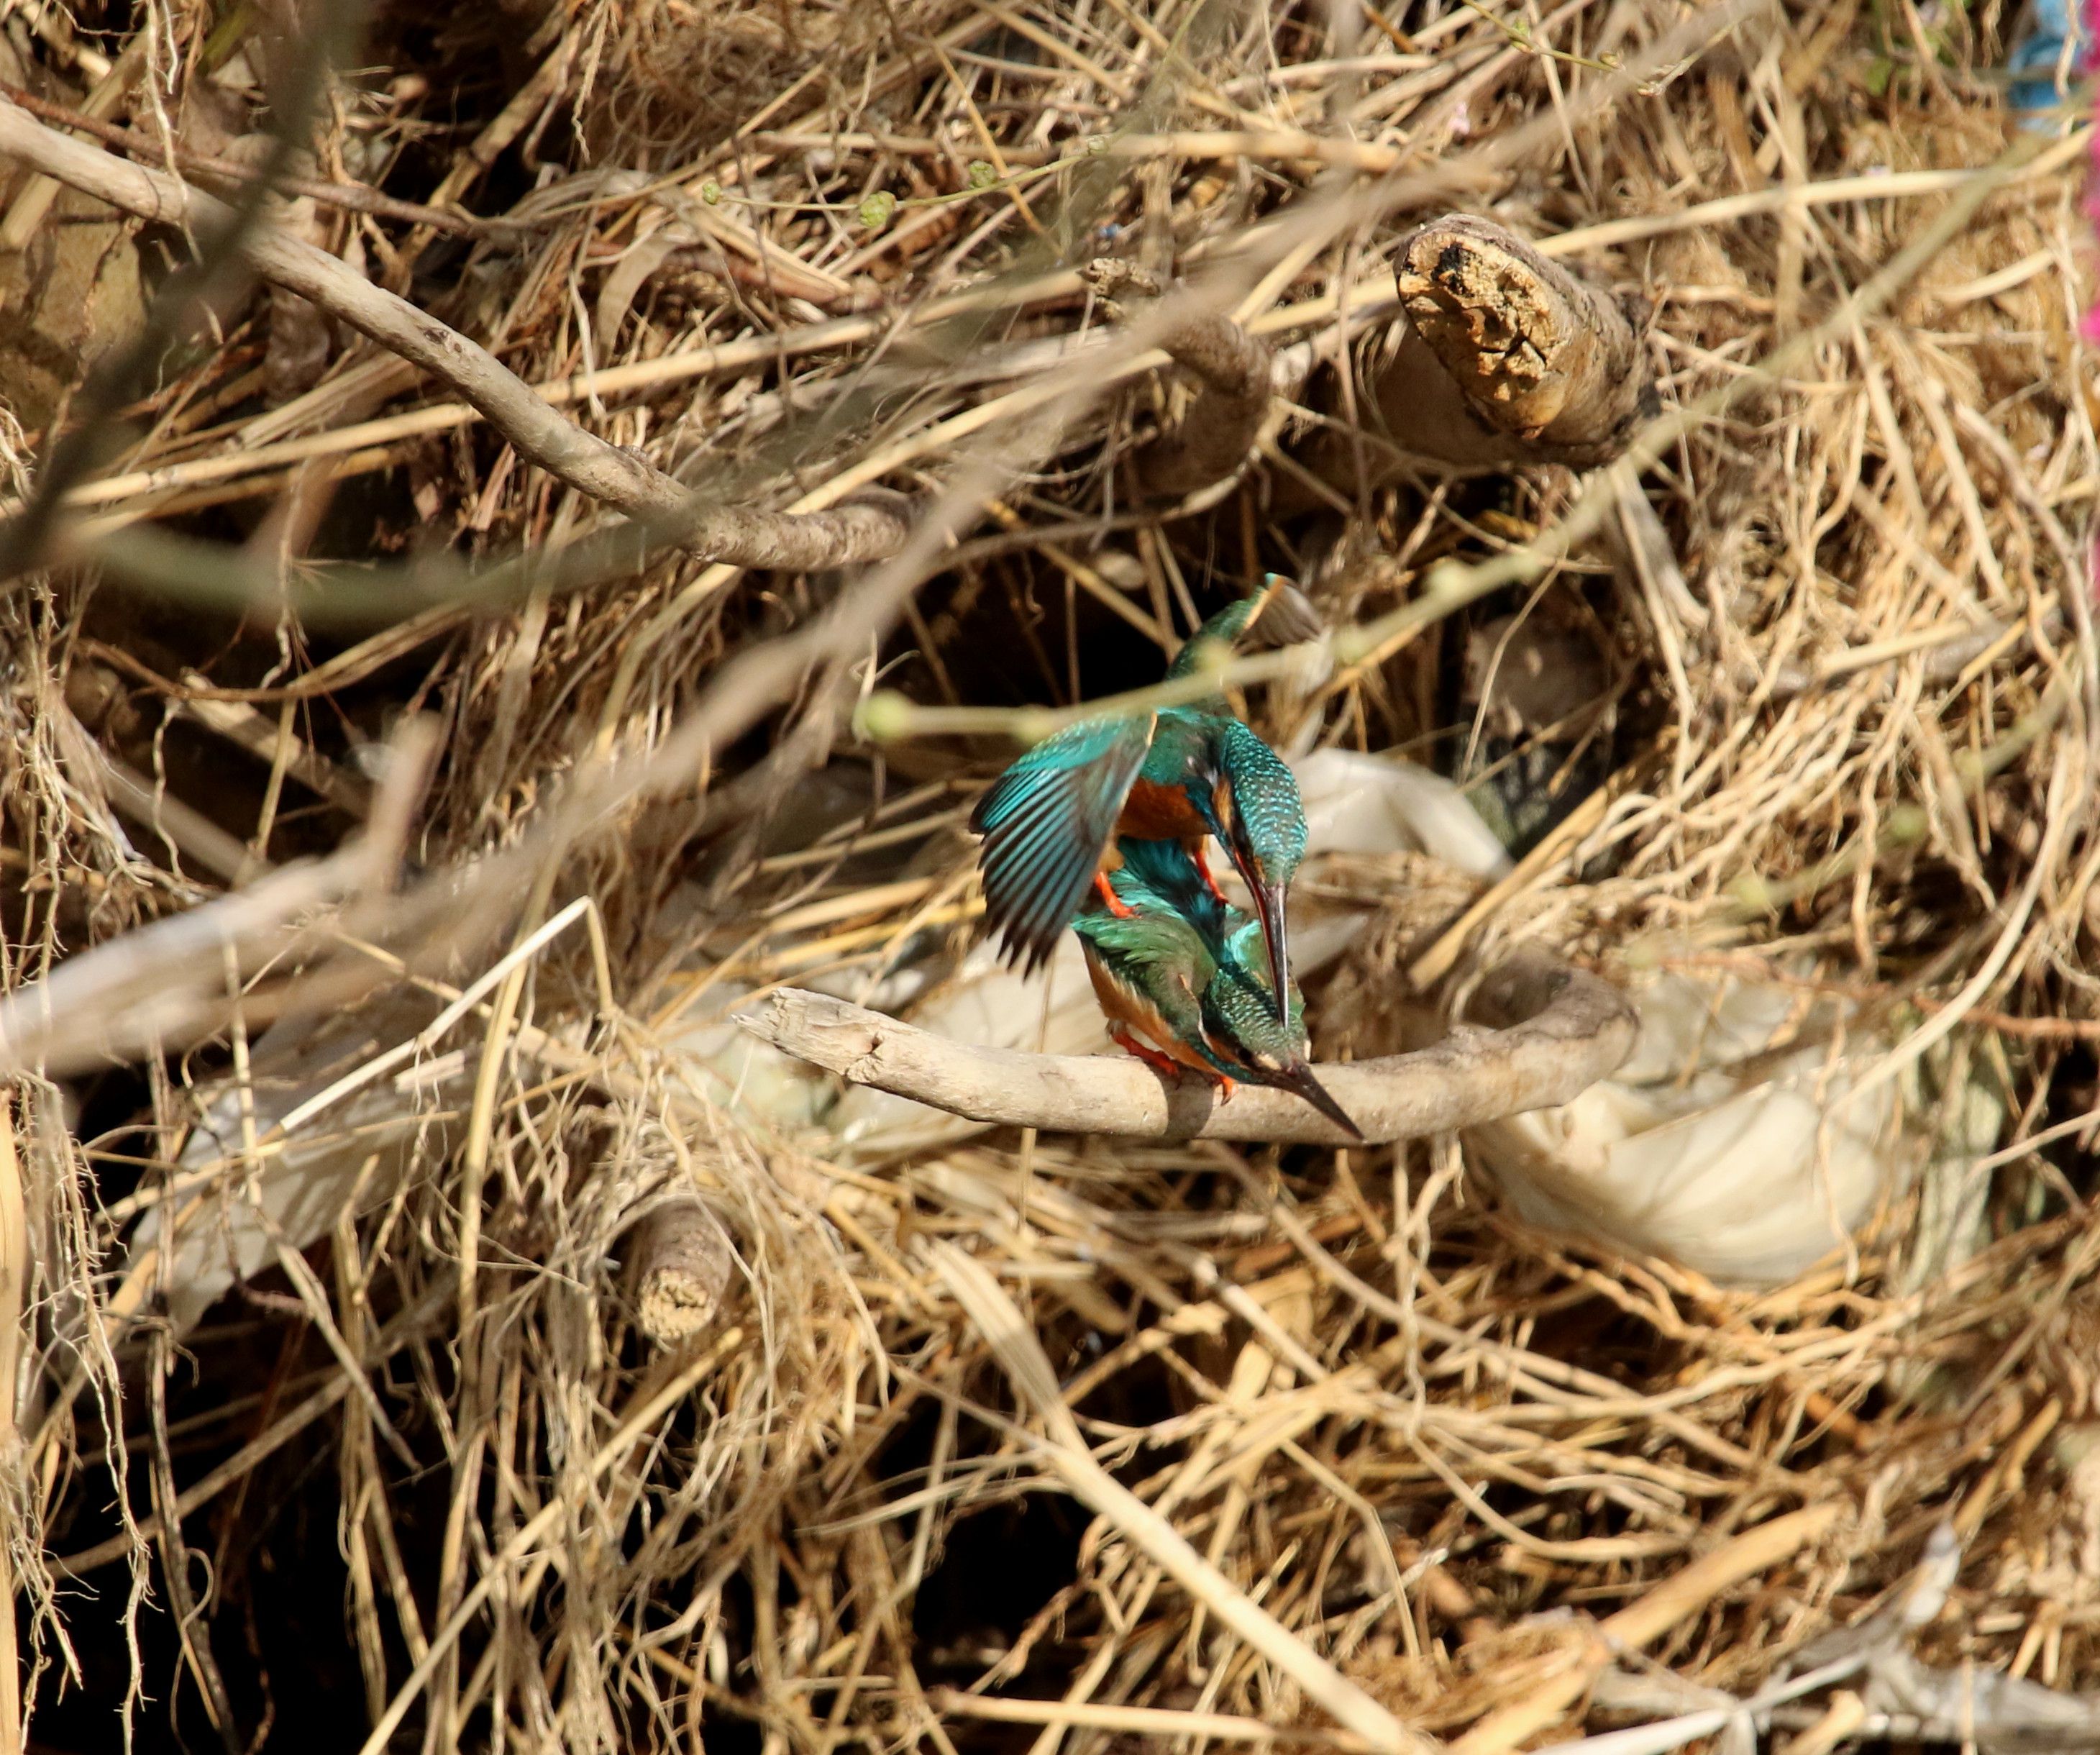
[{"xmin": 1469, "ymin": 967, "xmax": 1899, "ymax": 1285}]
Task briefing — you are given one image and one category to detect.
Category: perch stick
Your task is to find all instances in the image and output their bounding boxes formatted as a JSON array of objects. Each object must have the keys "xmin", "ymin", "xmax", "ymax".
[
  {"xmin": 0, "ymin": 98, "xmax": 913, "ymax": 572},
  {"xmin": 739, "ymin": 946, "xmax": 1635, "ymax": 1144}
]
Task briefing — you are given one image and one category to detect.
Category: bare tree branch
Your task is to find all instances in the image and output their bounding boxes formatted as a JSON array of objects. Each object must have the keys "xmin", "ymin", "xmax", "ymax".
[
  {"xmin": 738, "ymin": 946, "xmax": 1636, "ymax": 1144},
  {"xmin": 1080, "ymin": 257, "xmax": 1274, "ymax": 501},
  {"xmin": 0, "ymin": 97, "xmax": 915, "ymax": 573},
  {"xmin": 0, "ymin": 1, "xmax": 367, "ymax": 576},
  {"xmin": 0, "ymin": 718, "xmax": 436, "ymax": 1074},
  {"xmin": 1288, "ymin": 214, "xmax": 1656, "ymax": 493},
  {"xmin": 1394, "ymin": 216, "xmax": 1654, "ymax": 467},
  {"xmin": 0, "ymin": 81, "xmax": 498, "ymax": 235},
  {"xmin": 622, "ymin": 1199, "xmax": 737, "ymax": 1348}
]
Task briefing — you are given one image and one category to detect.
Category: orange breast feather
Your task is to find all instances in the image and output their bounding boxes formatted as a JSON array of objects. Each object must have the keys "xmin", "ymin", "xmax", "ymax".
[
  {"xmin": 1083, "ymin": 959, "xmax": 1213, "ymax": 1072},
  {"xmin": 1117, "ymin": 778, "xmax": 1208, "ymax": 839}
]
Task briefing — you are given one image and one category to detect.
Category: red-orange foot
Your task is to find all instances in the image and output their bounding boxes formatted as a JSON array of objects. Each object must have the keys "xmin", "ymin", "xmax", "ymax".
[
  {"xmin": 1094, "ymin": 870, "xmax": 1137, "ymax": 917},
  {"xmin": 1190, "ymin": 839, "xmax": 1231, "ymax": 907},
  {"xmin": 1210, "ymin": 1073, "xmax": 1237, "ymax": 1101},
  {"xmin": 1110, "ymin": 1026, "xmax": 1184, "ymax": 1080}
]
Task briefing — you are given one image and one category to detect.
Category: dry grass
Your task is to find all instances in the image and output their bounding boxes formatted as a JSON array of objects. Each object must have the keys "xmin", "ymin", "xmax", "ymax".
[{"xmin": 1, "ymin": 0, "xmax": 2096, "ymax": 1749}]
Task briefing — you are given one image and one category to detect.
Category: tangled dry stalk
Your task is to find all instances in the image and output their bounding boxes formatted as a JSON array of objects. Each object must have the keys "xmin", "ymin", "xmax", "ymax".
[{"xmin": 0, "ymin": 0, "xmax": 2095, "ymax": 1751}]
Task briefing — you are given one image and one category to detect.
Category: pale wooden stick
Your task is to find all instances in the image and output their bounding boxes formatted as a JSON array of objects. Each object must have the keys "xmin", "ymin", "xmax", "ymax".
[{"xmin": 739, "ymin": 946, "xmax": 1635, "ymax": 1144}]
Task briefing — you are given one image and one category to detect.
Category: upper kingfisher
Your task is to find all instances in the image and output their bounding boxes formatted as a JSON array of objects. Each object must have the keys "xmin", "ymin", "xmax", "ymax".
[
  {"xmin": 1072, "ymin": 838, "xmax": 1361, "ymax": 1138},
  {"xmin": 970, "ymin": 575, "xmax": 1315, "ymax": 1010}
]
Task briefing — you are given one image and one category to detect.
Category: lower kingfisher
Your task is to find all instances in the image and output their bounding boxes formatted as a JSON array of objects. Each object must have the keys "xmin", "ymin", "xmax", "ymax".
[
  {"xmin": 971, "ymin": 575, "xmax": 1314, "ymax": 1013},
  {"xmin": 1074, "ymin": 839, "xmax": 1362, "ymax": 1139},
  {"xmin": 1197, "ymin": 915, "xmax": 1362, "ymax": 1139}
]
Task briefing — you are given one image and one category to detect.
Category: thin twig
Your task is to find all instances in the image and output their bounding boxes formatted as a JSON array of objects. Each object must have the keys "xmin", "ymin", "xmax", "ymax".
[
  {"xmin": 0, "ymin": 0, "xmax": 370, "ymax": 577},
  {"xmin": 0, "ymin": 83, "xmax": 498, "ymax": 234},
  {"xmin": 0, "ymin": 98, "xmax": 916, "ymax": 575}
]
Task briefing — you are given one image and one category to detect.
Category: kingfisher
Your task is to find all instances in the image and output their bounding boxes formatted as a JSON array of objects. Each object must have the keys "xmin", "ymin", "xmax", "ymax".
[
  {"xmin": 970, "ymin": 575, "xmax": 1313, "ymax": 1009},
  {"xmin": 1198, "ymin": 915, "xmax": 1363, "ymax": 1139},
  {"xmin": 1073, "ymin": 839, "xmax": 1361, "ymax": 1138}
]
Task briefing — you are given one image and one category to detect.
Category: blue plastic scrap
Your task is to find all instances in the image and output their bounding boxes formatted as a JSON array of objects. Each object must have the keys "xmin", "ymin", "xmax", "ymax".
[{"xmin": 2009, "ymin": 0, "xmax": 2088, "ymax": 128}]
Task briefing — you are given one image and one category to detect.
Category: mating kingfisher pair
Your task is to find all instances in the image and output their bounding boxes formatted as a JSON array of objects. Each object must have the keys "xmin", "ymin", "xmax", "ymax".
[{"xmin": 970, "ymin": 576, "xmax": 1361, "ymax": 1137}]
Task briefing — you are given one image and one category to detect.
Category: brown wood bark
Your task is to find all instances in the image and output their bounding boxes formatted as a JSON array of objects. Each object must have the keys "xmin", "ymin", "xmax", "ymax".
[
  {"xmin": 1081, "ymin": 257, "xmax": 1274, "ymax": 503},
  {"xmin": 1294, "ymin": 214, "xmax": 1656, "ymax": 492},
  {"xmin": 623, "ymin": 1198, "xmax": 736, "ymax": 1347}
]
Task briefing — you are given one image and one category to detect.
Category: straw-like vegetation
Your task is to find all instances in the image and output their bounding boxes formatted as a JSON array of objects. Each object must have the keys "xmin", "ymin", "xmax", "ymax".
[{"xmin": 0, "ymin": 0, "xmax": 2095, "ymax": 1749}]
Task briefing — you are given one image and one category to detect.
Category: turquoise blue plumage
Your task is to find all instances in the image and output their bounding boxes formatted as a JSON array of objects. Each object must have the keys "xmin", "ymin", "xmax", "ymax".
[
  {"xmin": 1109, "ymin": 834, "xmax": 1230, "ymax": 944},
  {"xmin": 971, "ymin": 577, "xmax": 1313, "ymax": 994},
  {"xmin": 968, "ymin": 711, "xmax": 1156, "ymax": 973},
  {"xmin": 1077, "ymin": 839, "xmax": 1361, "ymax": 1136}
]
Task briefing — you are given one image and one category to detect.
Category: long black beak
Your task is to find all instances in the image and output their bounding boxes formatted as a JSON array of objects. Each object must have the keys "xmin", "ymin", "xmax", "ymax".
[
  {"xmin": 1277, "ymin": 1061, "xmax": 1364, "ymax": 1141},
  {"xmin": 1253, "ymin": 880, "xmax": 1292, "ymax": 1021}
]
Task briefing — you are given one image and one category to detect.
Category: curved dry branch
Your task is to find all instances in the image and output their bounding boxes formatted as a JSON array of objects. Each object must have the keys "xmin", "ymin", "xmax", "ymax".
[
  {"xmin": 1081, "ymin": 257, "xmax": 1274, "ymax": 501},
  {"xmin": 0, "ymin": 81, "xmax": 488, "ymax": 234},
  {"xmin": 739, "ymin": 945, "xmax": 1635, "ymax": 1144},
  {"xmin": 0, "ymin": 97, "xmax": 913, "ymax": 571}
]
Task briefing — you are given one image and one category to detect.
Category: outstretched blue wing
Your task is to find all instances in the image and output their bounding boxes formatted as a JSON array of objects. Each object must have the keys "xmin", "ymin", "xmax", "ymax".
[{"xmin": 971, "ymin": 712, "xmax": 1156, "ymax": 972}]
